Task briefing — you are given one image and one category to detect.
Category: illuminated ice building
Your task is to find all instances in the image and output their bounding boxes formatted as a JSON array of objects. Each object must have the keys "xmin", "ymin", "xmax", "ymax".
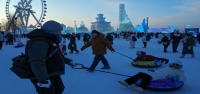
[{"xmin": 91, "ymin": 14, "xmax": 112, "ymax": 33}]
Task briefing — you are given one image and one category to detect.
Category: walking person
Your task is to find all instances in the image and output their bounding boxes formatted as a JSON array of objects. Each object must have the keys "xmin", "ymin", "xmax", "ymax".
[
  {"xmin": 160, "ymin": 33, "xmax": 170, "ymax": 53},
  {"xmin": 0, "ymin": 31, "xmax": 3, "ymax": 50},
  {"xmin": 81, "ymin": 30, "xmax": 115, "ymax": 72},
  {"xmin": 179, "ymin": 33, "xmax": 195, "ymax": 58},
  {"xmin": 141, "ymin": 33, "xmax": 147, "ymax": 48},
  {"xmin": 26, "ymin": 20, "xmax": 76, "ymax": 94},
  {"xmin": 68, "ymin": 32, "xmax": 79, "ymax": 54}
]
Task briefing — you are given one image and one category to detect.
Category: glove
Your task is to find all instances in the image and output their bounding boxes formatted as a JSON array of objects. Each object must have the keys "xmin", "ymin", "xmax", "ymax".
[
  {"xmin": 147, "ymin": 69, "xmax": 155, "ymax": 72},
  {"xmin": 68, "ymin": 61, "xmax": 76, "ymax": 68},
  {"xmin": 37, "ymin": 80, "xmax": 51, "ymax": 88},
  {"xmin": 171, "ymin": 76, "xmax": 180, "ymax": 80}
]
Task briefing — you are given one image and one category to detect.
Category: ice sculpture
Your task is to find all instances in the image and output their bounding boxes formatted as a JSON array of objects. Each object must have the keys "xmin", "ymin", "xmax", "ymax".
[
  {"xmin": 142, "ymin": 17, "xmax": 149, "ymax": 32},
  {"xmin": 74, "ymin": 21, "xmax": 78, "ymax": 33},
  {"xmin": 119, "ymin": 4, "xmax": 136, "ymax": 32},
  {"xmin": 91, "ymin": 14, "xmax": 112, "ymax": 33},
  {"xmin": 78, "ymin": 21, "xmax": 89, "ymax": 33},
  {"xmin": 61, "ymin": 24, "xmax": 73, "ymax": 34}
]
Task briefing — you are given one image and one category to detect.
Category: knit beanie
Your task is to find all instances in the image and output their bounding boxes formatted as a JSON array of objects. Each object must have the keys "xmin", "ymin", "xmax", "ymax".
[
  {"xmin": 41, "ymin": 20, "xmax": 63, "ymax": 34},
  {"xmin": 91, "ymin": 30, "xmax": 99, "ymax": 34}
]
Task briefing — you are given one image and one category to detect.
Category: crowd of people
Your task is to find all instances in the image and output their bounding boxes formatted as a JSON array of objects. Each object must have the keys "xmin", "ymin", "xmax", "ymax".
[{"xmin": 0, "ymin": 20, "xmax": 199, "ymax": 93}]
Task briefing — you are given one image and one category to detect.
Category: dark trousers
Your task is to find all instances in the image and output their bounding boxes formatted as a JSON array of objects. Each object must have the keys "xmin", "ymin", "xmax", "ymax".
[
  {"xmin": 198, "ymin": 39, "xmax": 200, "ymax": 44},
  {"xmin": 30, "ymin": 75, "xmax": 65, "ymax": 94},
  {"xmin": 90, "ymin": 55, "xmax": 109, "ymax": 70},
  {"xmin": 163, "ymin": 44, "xmax": 169, "ymax": 52},
  {"xmin": 0, "ymin": 41, "xmax": 2, "ymax": 49},
  {"xmin": 125, "ymin": 72, "xmax": 152, "ymax": 90},
  {"xmin": 6, "ymin": 40, "xmax": 13, "ymax": 45},
  {"xmin": 70, "ymin": 43, "xmax": 78, "ymax": 53},
  {"xmin": 172, "ymin": 44, "xmax": 178, "ymax": 52},
  {"xmin": 143, "ymin": 42, "xmax": 147, "ymax": 47}
]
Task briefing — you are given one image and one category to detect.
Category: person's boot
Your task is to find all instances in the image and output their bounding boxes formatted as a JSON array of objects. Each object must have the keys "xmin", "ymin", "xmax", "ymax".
[
  {"xmin": 179, "ymin": 55, "xmax": 185, "ymax": 58},
  {"xmin": 76, "ymin": 51, "xmax": 79, "ymax": 54},
  {"xmin": 118, "ymin": 81, "xmax": 129, "ymax": 87},
  {"xmin": 191, "ymin": 55, "xmax": 195, "ymax": 58},
  {"xmin": 165, "ymin": 59, "xmax": 169, "ymax": 64}
]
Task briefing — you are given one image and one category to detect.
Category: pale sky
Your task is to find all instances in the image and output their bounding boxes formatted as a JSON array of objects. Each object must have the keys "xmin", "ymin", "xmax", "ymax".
[{"xmin": 0, "ymin": 0, "xmax": 199, "ymax": 31}]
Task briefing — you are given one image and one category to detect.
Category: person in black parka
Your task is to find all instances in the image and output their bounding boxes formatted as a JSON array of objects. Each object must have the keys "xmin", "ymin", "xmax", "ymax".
[
  {"xmin": 26, "ymin": 20, "xmax": 77, "ymax": 94},
  {"xmin": 180, "ymin": 33, "xmax": 195, "ymax": 58},
  {"xmin": 68, "ymin": 33, "xmax": 79, "ymax": 54},
  {"xmin": 105, "ymin": 33, "xmax": 113, "ymax": 45},
  {"xmin": 83, "ymin": 33, "xmax": 90, "ymax": 44},
  {"xmin": 160, "ymin": 33, "xmax": 171, "ymax": 53}
]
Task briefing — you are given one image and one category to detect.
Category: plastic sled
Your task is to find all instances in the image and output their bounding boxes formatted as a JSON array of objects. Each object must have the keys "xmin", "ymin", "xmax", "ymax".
[
  {"xmin": 131, "ymin": 61, "xmax": 162, "ymax": 68},
  {"xmin": 14, "ymin": 45, "xmax": 24, "ymax": 48},
  {"xmin": 135, "ymin": 78, "xmax": 184, "ymax": 91}
]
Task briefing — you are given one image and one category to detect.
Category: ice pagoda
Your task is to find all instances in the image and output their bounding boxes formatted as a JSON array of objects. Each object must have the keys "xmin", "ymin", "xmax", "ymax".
[{"xmin": 91, "ymin": 14, "xmax": 112, "ymax": 33}]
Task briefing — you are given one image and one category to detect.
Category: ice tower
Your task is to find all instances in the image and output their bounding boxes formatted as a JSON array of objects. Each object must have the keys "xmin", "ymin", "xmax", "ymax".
[{"xmin": 119, "ymin": 4, "xmax": 136, "ymax": 32}]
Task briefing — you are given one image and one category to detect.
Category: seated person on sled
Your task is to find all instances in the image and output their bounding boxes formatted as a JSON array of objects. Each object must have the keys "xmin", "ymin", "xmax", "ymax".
[
  {"xmin": 134, "ymin": 51, "xmax": 169, "ymax": 64},
  {"xmin": 118, "ymin": 60, "xmax": 187, "ymax": 92}
]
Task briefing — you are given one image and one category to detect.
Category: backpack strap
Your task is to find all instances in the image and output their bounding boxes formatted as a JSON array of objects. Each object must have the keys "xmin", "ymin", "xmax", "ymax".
[{"xmin": 25, "ymin": 37, "xmax": 58, "ymax": 59}]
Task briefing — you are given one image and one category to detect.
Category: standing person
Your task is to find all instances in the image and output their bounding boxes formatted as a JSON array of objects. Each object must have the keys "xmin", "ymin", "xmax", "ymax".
[
  {"xmin": 83, "ymin": 33, "xmax": 90, "ymax": 44},
  {"xmin": 26, "ymin": 20, "xmax": 76, "ymax": 94},
  {"xmin": 197, "ymin": 33, "xmax": 200, "ymax": 44},
  {"xmin": 62, "ymin": 38, "xmax": 67, "ymax": 55},
  {"xmin": 118, "ymin": 60, "xmax": 187, "ymax": 92},
  {"xmin": 81, "ymin": 30, "xmax": 115, "ymax": 72},
  {"xmin": 0, "ymin": 31, "xmax": 3, "ymax": 50},
  {"xmin": 160, "ymin": 33, "xmax": 170, "ymax": 53},
  {"xmin": 6, "ymin": 33, "xmax": 15, "ymax": 45},
  {"xmin": 171, "ymin": 31, "xmax": 181, "ymax": 53},
  {"xmin": 126, "ymin": 34, "xmax": 137, "ymax": 48},
  {"xmin": 105, "ymin": 33, "xmax": 114, "ymax": 45},
  {"xmin": 180, "ymin": 33, "xmax": 195, "ymax": 58},
  {"xmin": 141, "ymin": 33, "xmax": 147, "ymax": 48},
  {"xmin": 68, "ymin": 33, "xmax": 79, "ymax": 54}
]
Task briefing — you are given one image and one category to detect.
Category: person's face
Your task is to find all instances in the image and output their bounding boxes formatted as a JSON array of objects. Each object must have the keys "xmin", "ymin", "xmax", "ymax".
[
  {"xmin": 55, "ymin": 31, "xmax": 61, "ymax": 35},
  {"xmin": 171, "ymin": 63, "xmax": 179, "ymax": 69},
  {"xmin": 91, "ymin": 33, "xmax": 97, "ymax": 38}
]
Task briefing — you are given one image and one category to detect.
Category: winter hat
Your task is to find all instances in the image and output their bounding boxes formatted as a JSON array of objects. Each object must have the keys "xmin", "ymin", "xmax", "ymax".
[
  {"xmin": 169, "ymin": 60, "xmax": 183, "ymax": 69},
  {"xmin": 136, "ymin": 51, "xmax": 142, "ymax": 56},
  {"xmin": 91, "ymin": 30, "xmax": 99, "ymax": 34},
  {"xmin": 41, "ymin": 20, "xmax": 63, "ymax": 34}
]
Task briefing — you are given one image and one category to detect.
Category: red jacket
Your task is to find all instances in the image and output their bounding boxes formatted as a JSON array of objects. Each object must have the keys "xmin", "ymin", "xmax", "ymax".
[{"xmin": 136, "ymin": 51, "xmax": 156, "ymax": 61}]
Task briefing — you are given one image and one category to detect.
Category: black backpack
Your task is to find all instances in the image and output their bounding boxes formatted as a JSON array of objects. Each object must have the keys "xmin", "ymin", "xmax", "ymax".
[
  {"xmin": 10, "ymin": 37, "xmax": 58, "ymax": 79},
  {"xmin": 132, "ymin": 36, "xmax": 137, "ymax": 41}
]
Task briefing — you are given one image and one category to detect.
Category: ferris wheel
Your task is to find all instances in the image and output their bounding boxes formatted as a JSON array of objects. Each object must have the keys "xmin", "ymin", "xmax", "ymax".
[{"xmin": 5, "ymin": 0, "xmax": 47, "ymax": 33}]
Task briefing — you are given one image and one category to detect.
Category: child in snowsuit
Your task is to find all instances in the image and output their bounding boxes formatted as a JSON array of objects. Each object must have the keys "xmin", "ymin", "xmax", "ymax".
[
  {"xmin": 134, "ymin": 51, "xmax": 169, "ymax": 64},
  {"xmin": 118, "ymin": 60, "xmax": 187, "ymax": 92}
]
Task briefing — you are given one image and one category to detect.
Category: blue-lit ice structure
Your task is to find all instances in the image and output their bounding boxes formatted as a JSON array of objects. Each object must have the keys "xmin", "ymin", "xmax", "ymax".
[
  {"xmin": 91, "ymin": 14, "xmax": 112, "ymax": 33},
  {"xmin": 135, "ymin": 25, "xmax": 144, "ymax": 32},
  {"xmin": 119, "ymin": 4, "xmax": 136, "ymax": 32},
  {"xmin": 61, "ymin": 24, "xmax": 73, "ymax": 34},
  {"xmin": 26, "ymin": 24, "xmax": 36, "ymax": 33},
  {"xmin": 78, "ymin": 21, "xmax": 89, "ymax": 34}
]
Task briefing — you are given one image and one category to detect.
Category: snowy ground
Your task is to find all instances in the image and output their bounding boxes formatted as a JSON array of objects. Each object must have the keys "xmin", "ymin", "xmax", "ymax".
[{"xmin": 0, "ymin": 37, "xmax": 200, "ymax": 94}]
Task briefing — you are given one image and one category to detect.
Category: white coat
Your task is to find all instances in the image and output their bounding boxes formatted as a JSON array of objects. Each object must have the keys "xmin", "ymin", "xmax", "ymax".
[
  {"xmin": 126, "ymin": 35, "xmax": 135, "ymax": 46},
  {"xmin": 141, "ymin": 35, "xmax": 147, "ymax": 42},
  {"xmin": 145, "ymin": 67, "xmax": 187, "ymax": 82}
]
